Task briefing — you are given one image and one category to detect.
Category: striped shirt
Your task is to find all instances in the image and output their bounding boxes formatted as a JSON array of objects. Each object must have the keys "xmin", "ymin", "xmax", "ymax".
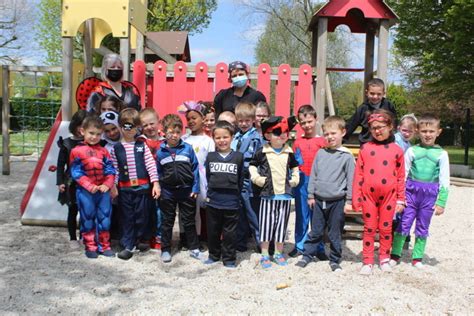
[{"xmin": 111, "ymin": 141, "xmax": 158, "ymax": 185}]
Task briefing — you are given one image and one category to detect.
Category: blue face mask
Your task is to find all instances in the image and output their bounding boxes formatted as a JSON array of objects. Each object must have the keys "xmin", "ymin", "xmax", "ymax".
[{"xmin": 232, "ymin": 75, "xmax": 248, "ymax": 88}]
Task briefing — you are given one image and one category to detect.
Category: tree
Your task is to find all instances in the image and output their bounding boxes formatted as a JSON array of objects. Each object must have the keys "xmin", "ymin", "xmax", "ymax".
[
  {"xmin": 37, "ymin": 0, "xmax": 62, "ymax": 65},
  {"xmin": 386, "ymin": 0, "xmax": 474, "ymax": 106},
  {"xmin": 0, "ymin": 0, "xmax": 37, "ymax": 64},
  {"xmin": 148, "ymin": 0, "xmax": 217, "ymax": 34}
]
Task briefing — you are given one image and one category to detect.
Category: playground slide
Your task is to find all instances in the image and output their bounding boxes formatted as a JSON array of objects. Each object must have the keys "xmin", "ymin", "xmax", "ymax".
[{"xmin": 20, "ymin": 113, "xmax": 71, "ymax": 226}]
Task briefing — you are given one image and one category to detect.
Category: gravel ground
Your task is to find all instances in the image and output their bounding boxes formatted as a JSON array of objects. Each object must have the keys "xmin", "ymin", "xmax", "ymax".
[{"xmin": 0, "ymin": 161, "xmax": 473, "ymax": 314}]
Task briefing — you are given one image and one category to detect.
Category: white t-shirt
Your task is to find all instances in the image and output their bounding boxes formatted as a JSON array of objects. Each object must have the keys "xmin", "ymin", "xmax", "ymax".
[{"xmin": 182, "ymin": 133, "xmax": 215, "ymax": 206}]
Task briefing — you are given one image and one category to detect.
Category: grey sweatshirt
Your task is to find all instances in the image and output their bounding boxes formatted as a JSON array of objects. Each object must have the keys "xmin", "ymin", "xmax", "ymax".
[{"xmin": 307, "ymin": 146, "xmax": 355, "ymax": 203}]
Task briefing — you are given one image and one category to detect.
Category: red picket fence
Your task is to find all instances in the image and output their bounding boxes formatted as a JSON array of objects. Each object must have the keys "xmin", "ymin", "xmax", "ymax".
[{"xmin": 132, "ymin": 60, "xmax": 315, "ymax": 117}]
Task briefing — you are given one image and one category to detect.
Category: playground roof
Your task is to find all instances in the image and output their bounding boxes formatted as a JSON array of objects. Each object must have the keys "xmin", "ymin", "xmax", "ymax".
[
  {"xmin": 132, "ymin": 31, "xmax": 191, "ymax": 62},
  {"xmin": 308, "ymin": 0, "xmax": 398, "ymax": 33}
]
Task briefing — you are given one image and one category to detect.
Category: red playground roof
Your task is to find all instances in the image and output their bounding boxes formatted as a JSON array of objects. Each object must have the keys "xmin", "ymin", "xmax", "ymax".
[{"xmin": 309, "ymin": 0, "xmax": 398, "ymax": 33}]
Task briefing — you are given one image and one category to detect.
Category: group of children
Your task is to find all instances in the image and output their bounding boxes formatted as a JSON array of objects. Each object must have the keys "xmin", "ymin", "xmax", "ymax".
[{"xmin": 56, "ymin": 78, "xmax": 449, "ymax": 274}]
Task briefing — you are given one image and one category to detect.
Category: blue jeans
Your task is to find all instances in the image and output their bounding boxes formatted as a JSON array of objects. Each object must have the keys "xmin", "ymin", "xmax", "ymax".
[
  {"xmin": 293, "ymin": 173, "xmax": 324, "ymax": 253},
  {"xmin": 236, "ymin": 189, "xmax": 260, "ymax": 250}
]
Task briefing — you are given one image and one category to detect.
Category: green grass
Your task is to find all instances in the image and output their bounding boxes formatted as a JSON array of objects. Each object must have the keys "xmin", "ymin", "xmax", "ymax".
[
  {"xmin": 445, "ymin": 146, "xmax": 474, "ymax": 168},
  {"xmin": 1, "ymin": 131, "xmax": 50, "ymax": 156}
]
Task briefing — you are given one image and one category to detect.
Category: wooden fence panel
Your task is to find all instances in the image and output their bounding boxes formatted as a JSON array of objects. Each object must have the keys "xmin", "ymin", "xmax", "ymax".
[
  {"xmin": 275, "ymin": 64, "xmax": 291, "ymax": 117},
  {"xmin": 257, "ymin": 63, "xmax": 271, "ymax": 104},
  {"xmin": 132, "ymin": 60, "xmax": 146, "ymax": 109}
]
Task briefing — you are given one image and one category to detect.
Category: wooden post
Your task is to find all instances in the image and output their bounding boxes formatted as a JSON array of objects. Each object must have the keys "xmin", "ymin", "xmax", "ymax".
[
  {"xmin": 83, "ymin": 19, "xmax": 94, "ymax": 77},
  {"xmin": 311, "ymin": 28, "xmax": 318, "ymax": 67},
  {"xmin": 2, "ymin": 65, "xmax": 10, "ymax": 175},
  {"xmin": 120, "ymin": 24, "xmax": 131, "ymax": 81},
  {"xmin": 315, "ymin": 17, "xmax": 328, "ymax": 134},
  {"xmin": 61, "ymin": 37, "xmax": 73, "ymax": 121},
  {"xmin": 377, "ymin": 20, "xmax": 390, "ymax": 84},
  {"xmin": 136, "ymin": 32, "xmax": 145, "ymax": 61},
  {"xmin": 364, "ymin": 29, "xmax": 375, "ymax": 100},
  {"xmin": 325, "ymin": 74, "xmax": 335, "ymax": 116}
]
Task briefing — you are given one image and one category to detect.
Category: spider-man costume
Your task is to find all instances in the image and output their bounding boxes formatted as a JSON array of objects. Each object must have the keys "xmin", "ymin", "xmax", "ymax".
[{"xmin": 70, "ymin": 143, "xmax": 115, "ymax": 253}]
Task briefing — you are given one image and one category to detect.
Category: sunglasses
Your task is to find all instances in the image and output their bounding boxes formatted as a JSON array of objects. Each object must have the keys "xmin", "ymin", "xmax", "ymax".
[{"xmin": 122, "ymin": 123, "xmax": 135, "ymax": 131}]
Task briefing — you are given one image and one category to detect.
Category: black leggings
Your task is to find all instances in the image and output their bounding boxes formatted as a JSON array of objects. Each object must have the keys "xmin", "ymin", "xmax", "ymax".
[{"xmin": 67, "ymin": 203, "xmax": 79, "ymax": 240}]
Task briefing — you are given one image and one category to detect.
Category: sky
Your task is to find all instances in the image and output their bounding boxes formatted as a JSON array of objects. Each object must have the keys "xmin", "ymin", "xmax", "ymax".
[
  {"xmin": 7, "ymin": 0, "xmax": 400, "ymax": 82},
  {"xmin": 188, "ymin": 0, "xmax": 264, "ymax": 66}
]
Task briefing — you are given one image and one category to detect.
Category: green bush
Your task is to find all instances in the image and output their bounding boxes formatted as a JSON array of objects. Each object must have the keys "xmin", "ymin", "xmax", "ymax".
[{"xmin": 10, "ymin": 97, "xmax": 61, "ymax": 130}]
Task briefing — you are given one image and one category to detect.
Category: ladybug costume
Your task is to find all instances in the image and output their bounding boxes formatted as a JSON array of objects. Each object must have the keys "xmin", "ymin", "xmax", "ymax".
[
  {"xmin": 352, "ymin": 137, "xmax": 405, "ymax": 265},
  {"xmin": 70, "ymin": 143, "xmax": 116, "ymax": 254}
]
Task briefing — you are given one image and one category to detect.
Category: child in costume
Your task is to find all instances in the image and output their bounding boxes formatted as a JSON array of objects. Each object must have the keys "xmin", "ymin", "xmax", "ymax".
[
  {"xmin": 69, "ymin": 114, "xmax": 116, "ymax": 258},
  {"xmin": 296, "ymin": 116, "xmax": 355, "ymax": 272},
  {"xmin": 202, "ymin": 101, "xmax": 216, "ymax": 137},
  {"xmin": 390, "ymin": 114, "xmax": 449, "ymax": 269},
  {"xmin": 352, "ymin": 109, "xmax": 405, "ymax": 275},
  {"xmin": 249, "ymin": 116, "xmax": 299, "ymax": 268},
  {"xmin": 179, "ymin": 101, "xmax": 215, "ymax": 246},
  {"xmin": 56, "ymin": 110, "xmax": 87, "ymax": 248},
  {"xmin": 93, "ymin": 95, "xmax": 124, "ymax": 115},
  {"xmin": 100, "ymin": 111, "xmax": 121, "ymax": 155},
  {"xmin": 156, "ymin": 114, "xmax": 204, "ymax": 263},
  {"xmin": 231, "ymin": 102, "xmax": 263, "ymax": 252},
  {"xmin": 290, "ymin": 105, "xmax": 327, "ymax": 258},
  {"xmin": 204, "ymin": 120, "xmax": 244, "ymax": 268},
  {"xmin": 255, "ymin": 101, "xmax": 271, "ymax": 135},
  {"xmin": 110, "ymin": 108, "xmax": 160, "ymax": 260}
]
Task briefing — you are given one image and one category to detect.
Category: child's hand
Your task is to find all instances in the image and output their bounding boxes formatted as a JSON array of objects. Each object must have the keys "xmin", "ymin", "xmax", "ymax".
[
  {"xmin": 97, "ymin": 184, "xmax": 110, "ymax": 193},
  {"xmin": 190, "ymin": 192, "xmax": 198, "ymax": 199},
  {"xmin": 343, "ymin": 203, "xmax": 353, "ymax": 214},
  {"xmin": 152, "ymin": 182, "xmax": 161, "ymax": 199},
  {"xmin": 90, "ymin": 185, "xmax": 99, "ymax": 194},
  {"xmin": 58, "ymin": 184, "xmax": 66, "ymax": 193},
  {"xmin": 434, "ymin": 205, "xmax": 445, "ymax": 216},
  {"xmin": 110, "ymin": 185, "xmax": 118, "ymax": 198},
  {"xmin": 307, "ymin": 198, "xmax": 315, "ymax": 209},
  {"xmin": 395, "ymin": 204, "xmax": 405, "ymax": 214}
]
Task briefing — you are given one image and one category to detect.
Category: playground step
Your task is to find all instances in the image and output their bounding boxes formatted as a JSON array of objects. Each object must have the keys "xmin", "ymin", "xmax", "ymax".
[{"xmin": 451, "ymin": 177, "xmax": 474, "ymax": 187}]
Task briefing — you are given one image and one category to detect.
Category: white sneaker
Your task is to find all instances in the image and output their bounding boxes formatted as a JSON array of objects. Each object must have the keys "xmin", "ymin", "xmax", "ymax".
[
  {"xmin": 161, "ymin": 251, "xmax": 172, "ymax": 263},
  {"xmin": 413, "ymin": 261, "xmax": 424, "ymax": 269},
  {"xmin": 388, "ymin": 259, "xmax": 399, "ymax": 267},
  {"xmin": 380, "ymin": 262, "xmax": 392, "ymax": 273},
  {"xmin": 69, "ymin": 240, "xmax": 80, "ymax": 249},
  {"xmin": 189, "ymin": 249, "xmax": 205, "ymax": 260},
  {"xmin": 359, "ymin": 264, "xmax": 373, "ymax": 275}
]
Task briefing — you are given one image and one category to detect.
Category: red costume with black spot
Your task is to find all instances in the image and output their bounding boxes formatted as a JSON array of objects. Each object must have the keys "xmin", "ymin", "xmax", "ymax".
[{"xmin": 352, "ymin": 139, "xmax": 405, "ymax": 265}]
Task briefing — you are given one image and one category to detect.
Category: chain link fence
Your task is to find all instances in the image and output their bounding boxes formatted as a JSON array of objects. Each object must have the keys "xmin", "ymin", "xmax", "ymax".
[{"xmin": 2, "ymin": 65, "xmax": 62, "ymax": 174}]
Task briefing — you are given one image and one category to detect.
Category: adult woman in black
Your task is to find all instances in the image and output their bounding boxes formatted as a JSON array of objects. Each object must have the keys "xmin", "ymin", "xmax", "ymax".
[
  {"xmin": 86, "ymin": 53, "xmax": 141, "ymax": 112},
  {"xmin": 214, "ymin": 61, "xmax": 266, "ymax": 118}
]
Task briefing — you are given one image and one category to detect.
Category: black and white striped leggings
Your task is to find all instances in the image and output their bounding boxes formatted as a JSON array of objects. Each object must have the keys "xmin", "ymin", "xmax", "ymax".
[{"xmin": 259, "ymin": 199, "xmax": 291, "ymax": 243}]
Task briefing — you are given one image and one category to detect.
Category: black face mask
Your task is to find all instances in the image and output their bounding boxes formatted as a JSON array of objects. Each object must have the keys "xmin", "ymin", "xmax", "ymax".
[{"xmin": 106, "ymin": 69, "xmax": 123, "ymax": 82}]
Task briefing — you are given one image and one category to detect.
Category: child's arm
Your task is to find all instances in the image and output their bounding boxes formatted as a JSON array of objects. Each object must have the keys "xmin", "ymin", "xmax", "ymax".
[
  {"xmin": 109, "ymin": 147, "xmax": 120, "ymax": 187},
  {"xmin": 352, "ymin": 150, "xmax": 364, "ymax": 212},
  {"xmin": 97, "ymin": 150, "xmax": 116, "ymax": 193},
  {"xmin": 190, "ymin": 149, "xmax": 200, "ymax": 198},
  {"xmin": 435, "ymin": 150, "xmax": 450, "ymax": 215},
  {"xmin": 143, "ymin": 144, "xmax": 160, "ymax": 198},
  {"xmin": 249, "ymin": 150, "xmax": 266, "ymax": 187},
  {"xmin": 395, "ymin": 147, "xmax": 406, "ymax": 213},
  {"xmin": 288, "ymin": 153, "xmax": 300, "ymax": 188},
  {"xmin": 307, "ymin": 153, "xmax": 319, "ymax": 209},
  {"xmin": 344, "ymin": 153, "xmax": 356, "ymax": 213},
  {"xmin": 69, "ymin": 150, "xmax": 98, "ymax": 193},
  {"xmin": 344, "ymin": 106, "xmax": 364, "ymax": 141},
  {"xmin": 56, "ymin": 137, "xmax": 68, "ymax": 191},
  {"xmin": 292, "ymin": 139, "xmax": 304, "ymax": 167}
]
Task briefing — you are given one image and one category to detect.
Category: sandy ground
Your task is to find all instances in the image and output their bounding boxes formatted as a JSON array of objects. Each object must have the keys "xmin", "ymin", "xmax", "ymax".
[{"xmin": 0, "ymin": 161, "xmax": 473, "ymax": 314}]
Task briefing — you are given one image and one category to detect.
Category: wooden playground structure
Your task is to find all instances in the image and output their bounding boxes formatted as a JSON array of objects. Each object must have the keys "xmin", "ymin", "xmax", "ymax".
[{"xmin": 11, "ymin": 1, "xmax": 400, "ymax": 235}]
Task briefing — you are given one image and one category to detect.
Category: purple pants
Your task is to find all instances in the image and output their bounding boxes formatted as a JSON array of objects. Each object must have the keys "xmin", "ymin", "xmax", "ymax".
[{"xmin": 397, "ymin": 179, "xmax": 438, "ymax": 238}]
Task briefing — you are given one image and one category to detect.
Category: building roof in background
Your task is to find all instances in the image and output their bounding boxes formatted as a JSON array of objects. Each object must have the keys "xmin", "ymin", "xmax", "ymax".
[{"xmin": 132, "ymin": 31, "xmax": 191, "ymax": 62}]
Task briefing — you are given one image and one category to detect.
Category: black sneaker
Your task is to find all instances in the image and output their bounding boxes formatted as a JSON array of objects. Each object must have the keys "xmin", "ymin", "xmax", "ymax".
[
  {"xmin": 288, "ymin": 248, "xmax": 302, "ymax": 258},
  {"xmin": 118, "ymin": 249, "xmax": 133, "ymax": 260},
  {"xmin": 295, "ymin": 257, "xmax": 311, "ymax": 268},
  {"xmin": 137, "ymin": 242, "xmax": 150, "ymax": 252},
  {"xmin": 85, "ymin": 251, "xmax": 98, "ymax": 259},
  {"xmin": 101, "ymin": 249, "xmax": 115, "ymax": 257},
  {"xmin": 316, "ymin": 252, "xmax": 329, "ymax": 261},
  {"xmin": 330, "ymin": 262, "xmax": 342, "ymax": 272}
]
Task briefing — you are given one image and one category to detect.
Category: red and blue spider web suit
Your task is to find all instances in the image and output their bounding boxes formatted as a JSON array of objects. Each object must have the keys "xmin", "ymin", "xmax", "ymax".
[{"xmin": 70, "ymin": 143, "xmax": 115, "ymax": 253}]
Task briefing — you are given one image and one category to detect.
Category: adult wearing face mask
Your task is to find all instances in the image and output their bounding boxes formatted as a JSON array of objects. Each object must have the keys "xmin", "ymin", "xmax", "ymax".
[
  {"xmin": 86, "ymin": 53, "xmax": 141, "ymax": 112},
  {"xmin": 214, "ymin": 61, "xmax": 266, "ymax": 118}
]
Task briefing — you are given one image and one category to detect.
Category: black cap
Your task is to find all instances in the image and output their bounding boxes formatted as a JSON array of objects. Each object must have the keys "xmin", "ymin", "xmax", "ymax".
[{"xmin": 228, "ymin": 61, "xmax": 248, "ymax": 74}]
